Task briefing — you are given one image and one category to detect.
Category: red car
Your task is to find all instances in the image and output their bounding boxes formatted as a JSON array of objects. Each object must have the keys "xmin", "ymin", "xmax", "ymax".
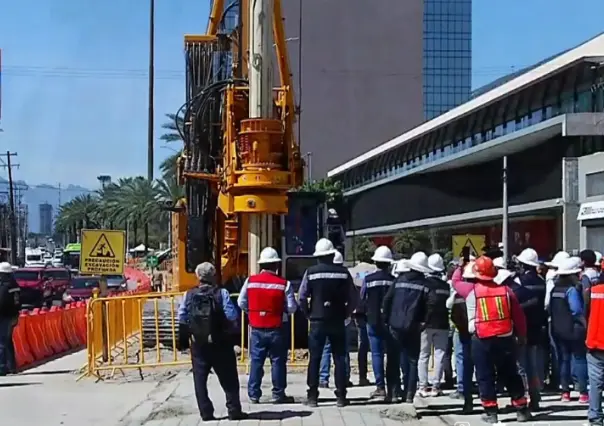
[
  {"xmin": 14, "ymin": 267, "xmax": 71, "ymax": 308},
  {"xmin": 63, "ymin": 276, "xmax": 102, "ymax": 302}
]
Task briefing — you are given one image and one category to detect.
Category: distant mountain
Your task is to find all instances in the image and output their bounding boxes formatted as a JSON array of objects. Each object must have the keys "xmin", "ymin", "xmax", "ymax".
[{"xmin": 0, "ymin": 177, "xmax": 92, "ymax": 233}]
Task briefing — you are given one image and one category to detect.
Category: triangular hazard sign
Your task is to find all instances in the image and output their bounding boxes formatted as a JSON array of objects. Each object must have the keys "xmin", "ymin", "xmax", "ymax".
[
  {"xmin": 89, "ymin": 233, "xmax": 116, "ymax": 258},
  {"xmin": 459, "ymin": 238, "xmax": 479, "ymax": 257}
]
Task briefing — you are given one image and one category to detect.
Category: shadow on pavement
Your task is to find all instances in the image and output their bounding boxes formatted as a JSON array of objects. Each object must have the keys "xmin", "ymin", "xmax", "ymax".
[
  {"xmin": 0, "ymin": 382, "xmax": 42, "ymax": 388},
  {"xmin": 245, "ymin": 410, "xmax": 312, "ymax": 420},
  {"xmin": 527, "ymin": 404, "xmax": 588, "ymax": 423}
]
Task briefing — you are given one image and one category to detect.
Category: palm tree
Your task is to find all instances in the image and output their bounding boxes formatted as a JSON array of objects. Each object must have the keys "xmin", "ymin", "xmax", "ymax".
[
  {"xmin": 160, "ymin": 113, "xmax": 184, "ymax": 143},
  {"xmin": 117, "ymin": 177, "xmax": 161, "ymax": 252},
  {"xmin": 160, "ymin": 150, "xmax": 181, "ymax": 181},
  {"xmin": 54, "ymin": 194, "xmax": 100, "ymax": 242}
]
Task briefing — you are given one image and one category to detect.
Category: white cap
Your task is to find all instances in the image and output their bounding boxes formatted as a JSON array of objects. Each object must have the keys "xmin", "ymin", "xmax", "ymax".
[
  {"xmin": 258, "ymin": 247, "xmax": 281, "ymax": 264},
  {"xmin": 462, "ymin": 261, "xmax": 476, "ymax": 279},
  {"xmin": 393, "ymin": 259, "xmax": 410, "ymax": 275},
  {"xmin": 371, "ymin": 246, "xmax": 393, "ymax": 263},
  {"xmin": 313, "ymin": 238, "xmax": 335, "ymax": 257},
  {"xmin": 545, "ymin": 251, "xmax": 570, "ymax": 268},
  {"xmin": 493, "ymin": 257, "xmax": 505, "ymax": 269},
  {"xmin": 408, "ymin": 252, "xmax": 432, "ymax": 273},
  {"xmin": 428, "ymin": 253, "xmax": 444, "ymax": 272},
  {"xmin": 555, "ymin": 256, "xmax": 583, "ymax": 276},
  {"xmin": 0, "ymin": 262, "xmax": 13, "ymax": 273},
  {"xmin": 516, "ymin": 248, "xmax": 540, "ymax": 267},
  {"xmin": 333, "ymin": 250, "xmax": 344, "ymax": 265}
]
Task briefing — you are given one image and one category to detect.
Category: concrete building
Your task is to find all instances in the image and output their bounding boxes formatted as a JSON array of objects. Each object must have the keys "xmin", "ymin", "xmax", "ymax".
[
  {"xmin": 39, "ymin": 202, "xmax": 53, "ymax": 236},
  {"xmin": 281, "ymin": 0, "xmax": 472, "ymax": 177},
  {"xmin": 328, "ymin": 34, "xmax": 604, "ymax": 257},
  {"xmin": 578, "ymin": 152, "xmax": 604, "ymax": 249}
]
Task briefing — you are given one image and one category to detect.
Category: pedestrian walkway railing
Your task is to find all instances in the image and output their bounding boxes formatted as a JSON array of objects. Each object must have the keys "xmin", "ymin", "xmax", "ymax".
[{"xmin": 82, "ymin": 292, "xmax": 424, "ymax": 380}]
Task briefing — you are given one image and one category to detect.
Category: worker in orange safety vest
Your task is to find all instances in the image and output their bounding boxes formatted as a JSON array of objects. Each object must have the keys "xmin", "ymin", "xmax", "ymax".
[
  {"xmin": 465, "ymin": 256, "xmax": 531, "ymax": 424},
  {"xmin": 237, "ymin": 247, "xmax": 298, "ymax": 404},
  {"xmin": 584, "ymin": 271, "xmax": 604, "ymax": 426}
]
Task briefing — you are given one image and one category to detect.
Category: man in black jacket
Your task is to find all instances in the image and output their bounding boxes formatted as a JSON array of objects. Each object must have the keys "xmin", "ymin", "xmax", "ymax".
[
  {"xmin": 418, "ymin": 253, "xmax": 451, "ymax": 397},
  {"xmin": 0, "ymin": 262, "xmax": 21, "ymax": 376}
]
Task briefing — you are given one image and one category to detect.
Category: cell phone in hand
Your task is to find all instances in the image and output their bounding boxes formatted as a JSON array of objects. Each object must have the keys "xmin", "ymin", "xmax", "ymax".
[{"xmin": 461, "ymin": 247, "xmax": 470, "ymax": 263}]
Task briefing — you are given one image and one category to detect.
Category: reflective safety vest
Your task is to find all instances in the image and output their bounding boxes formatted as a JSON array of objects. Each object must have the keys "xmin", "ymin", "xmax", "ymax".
[
  {"xmin": 474, "ymin": 282, "xmax": 513, "ymax": 339},
  {"xmin": 587, "ymin": 283, "xmax": 604, "ymax": 350},
  {"xmin": 246, "ymin": 271, "xmax": 287, "ymax": 329}
]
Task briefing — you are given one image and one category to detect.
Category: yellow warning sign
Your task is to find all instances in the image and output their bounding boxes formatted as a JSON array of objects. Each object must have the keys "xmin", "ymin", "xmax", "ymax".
[
  {"xmin": 80, "ymin": 229, "xmax": 125, "ymax": 275},
  {"xmin": 452, "ymin": 234, "xmax": 486, "ymax": 259}
]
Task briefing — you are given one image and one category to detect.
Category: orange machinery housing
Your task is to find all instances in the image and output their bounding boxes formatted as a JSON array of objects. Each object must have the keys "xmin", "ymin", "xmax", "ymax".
[{"xmin": 171, "ymin": 0, "xmax": 303, "ymax": 291}]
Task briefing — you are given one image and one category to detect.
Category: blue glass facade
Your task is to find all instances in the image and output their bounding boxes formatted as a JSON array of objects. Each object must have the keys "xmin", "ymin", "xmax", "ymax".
[
  {"xmin": 336, "ymin": 63, "xmax": 604, "ymax": 191},
  {"xmin": 423, "ymin": 0, "xmax": 472, "ymax": 120}
]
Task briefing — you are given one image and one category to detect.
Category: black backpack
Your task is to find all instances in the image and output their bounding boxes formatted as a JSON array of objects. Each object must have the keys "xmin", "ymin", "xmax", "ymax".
[{"xmin": 188, "ymin": 286, "xmax": 221, "ymax": 344}]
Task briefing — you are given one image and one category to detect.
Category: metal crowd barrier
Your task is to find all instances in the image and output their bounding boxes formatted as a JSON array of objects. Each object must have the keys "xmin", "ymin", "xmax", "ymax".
[{"xmin": 82, "ymin": 292, "xmax": 435, "ymax": 380}]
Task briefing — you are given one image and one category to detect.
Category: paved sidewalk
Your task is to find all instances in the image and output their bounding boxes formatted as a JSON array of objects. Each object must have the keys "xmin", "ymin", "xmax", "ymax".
[{"xmin": 0, "ymin": 355, "xmax": 593, "ymax": 426}]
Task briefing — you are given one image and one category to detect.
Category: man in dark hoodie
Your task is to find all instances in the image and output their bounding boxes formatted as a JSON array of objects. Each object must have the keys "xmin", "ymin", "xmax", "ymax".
[{"xmin": 382, "ymin": 251, "xmax": 430, "ymax": 403}]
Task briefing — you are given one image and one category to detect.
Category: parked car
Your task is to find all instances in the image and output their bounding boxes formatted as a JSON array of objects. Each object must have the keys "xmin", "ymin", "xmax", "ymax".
[
  {"xmin": 14, "ymin": 268, "xmax": 54, "ymax": 308},
  {"xmin": 63, "ymin": 276, "xmax": 101, "ymax": 303},
  {"xmin": 105, "ymin": 274, "xmax": 128, "ymax": 292}
]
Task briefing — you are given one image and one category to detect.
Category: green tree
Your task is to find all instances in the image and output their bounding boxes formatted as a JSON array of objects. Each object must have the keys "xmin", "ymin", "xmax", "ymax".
[
  {"xmin": 160, "ymin": 113, "xmax": 184, "ymax": 143},
  {"xmin": 352, "ymin": 236, "xmax": 376, "ymax": 263},
  {"xmin": 392, "ymin": 229, "xmax": 431, "ymax": 257}
]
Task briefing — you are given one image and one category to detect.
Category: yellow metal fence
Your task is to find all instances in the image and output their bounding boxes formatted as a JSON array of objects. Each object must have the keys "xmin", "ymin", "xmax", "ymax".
[{"xmin": 82, "ymin": 292, "xmax": 436, "ymax": 380}]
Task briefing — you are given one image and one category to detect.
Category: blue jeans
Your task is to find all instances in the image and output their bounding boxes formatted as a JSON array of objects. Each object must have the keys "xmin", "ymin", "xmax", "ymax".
[
  {"xmin": 454, "ymin": 331, "xmax": 473, "ymax": 395},
  {"xmin": 0, "ymin": 316, "xmax": 16, "ymax": 375},
  {"xmin": 517, "ymin": 344, "xmax": 541, "ymax": 397},
  {"xmin": 588, "ymin": 350, "xmax": 604, "ymax": 425},
  {"xmin": 555, "ymin": 337, "xmax": 588, "ymax": 394},
  {"xmin": 320, "ymin": 331, "xmax": 350, "ymax": 384},
  {"xmin": 367, "ymin": 323, "xmax": 387, "ymax": 388},
  {"xmin": 248, "ymin": 328, "xmax": 287, "ymax": 400}
]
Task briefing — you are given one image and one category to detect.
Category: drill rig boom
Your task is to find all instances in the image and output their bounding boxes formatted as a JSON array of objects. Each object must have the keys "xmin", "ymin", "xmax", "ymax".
[{"xmin": 172, "ymin": 0, "xmax": 303, "ymax": 291}]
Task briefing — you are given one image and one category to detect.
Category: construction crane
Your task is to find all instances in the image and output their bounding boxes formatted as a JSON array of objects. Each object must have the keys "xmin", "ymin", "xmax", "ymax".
[{"xmin": 170, "ymin": 0, "xmax": 307, "ymax": 292}]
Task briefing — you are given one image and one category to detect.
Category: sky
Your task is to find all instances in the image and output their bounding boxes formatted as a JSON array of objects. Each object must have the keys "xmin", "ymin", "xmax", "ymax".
[{"xmin": 0, "ymin": 0, "xmax": 603, "ymax": 188}]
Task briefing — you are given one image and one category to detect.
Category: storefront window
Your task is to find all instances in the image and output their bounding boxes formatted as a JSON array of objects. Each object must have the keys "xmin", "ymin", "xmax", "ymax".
[{"xmin": 586, "ymin": 171, "xmax": 604, "ymax": 197}]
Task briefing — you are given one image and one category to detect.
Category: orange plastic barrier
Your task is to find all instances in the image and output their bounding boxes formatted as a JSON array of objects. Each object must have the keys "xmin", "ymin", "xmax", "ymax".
[{"xmin": 11, "ymin": 302, "xmax": 87, "ymax": 371}]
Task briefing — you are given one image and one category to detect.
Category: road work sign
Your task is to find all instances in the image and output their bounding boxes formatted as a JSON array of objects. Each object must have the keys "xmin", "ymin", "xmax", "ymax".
[
  {"xmin": 452, "ymin": 234, "xmax": 485, "ymax": 259},
  {"xmin": 80, "ymin": 229, "xmax": 126, "ymax": 275}
]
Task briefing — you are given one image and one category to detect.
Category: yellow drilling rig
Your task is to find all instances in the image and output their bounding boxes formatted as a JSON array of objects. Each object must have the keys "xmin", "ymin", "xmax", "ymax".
[{"xmin": 170, "ymin": 0, "xmax": 335, "ymax": 292}]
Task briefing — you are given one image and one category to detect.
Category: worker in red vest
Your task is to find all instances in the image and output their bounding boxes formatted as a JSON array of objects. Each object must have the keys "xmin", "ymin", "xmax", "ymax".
[
  {"xmin": 466, "ymin": 256, "xmax": 531, "ymax": 424},
  {"xmin": 237, "ymin": 247, "xmax": 298, "ymax": 404},
  {"xmin": 584, "ymin": 271, "xmax": 604, "ymax": 426}
]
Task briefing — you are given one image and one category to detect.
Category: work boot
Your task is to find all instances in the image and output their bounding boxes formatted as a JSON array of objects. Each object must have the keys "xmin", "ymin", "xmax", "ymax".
[
  {"xmin": 529, "ymin": 393, "xmax": 541, "ymax": 412},
  {"xmin": 273, "ymin": 395, "xmax": 295, "ymax": 404},
  {"xmin": 369, "ymin": 388, "xmax": 387, "ymax": 400},
  {"xmin": 516, "ymin": 407, "xmax": 532, "ymax": 422},
  {"xmin": 227, "ymin": 411, "xmax": 247, "ymax": 421},
  {"xmin": 358, "ymin": 377, "xmax": 371, "ymax": 387},
  {"xmin": 336, "ymin": 397, "xmax": 349, "ymax": 407},
  {"xmin": 481, "ymin": 407, "xmax": 499, "ymax": 424}
]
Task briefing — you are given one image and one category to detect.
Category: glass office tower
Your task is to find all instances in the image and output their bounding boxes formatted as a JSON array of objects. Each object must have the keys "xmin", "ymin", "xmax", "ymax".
[{"xmin": 423, "ymin": 0, "xmax": 472, "ymax": 120}]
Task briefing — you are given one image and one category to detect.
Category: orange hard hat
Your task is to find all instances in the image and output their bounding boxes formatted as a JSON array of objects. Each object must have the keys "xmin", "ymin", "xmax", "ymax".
[{"xmin": 473, "ymin": 256, "xmax": 497, "ymax": 280}]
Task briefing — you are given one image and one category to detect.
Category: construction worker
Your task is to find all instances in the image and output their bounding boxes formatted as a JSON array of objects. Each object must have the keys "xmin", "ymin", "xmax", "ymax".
[
  {"xmin": 510, "ymin": 248, "xmax": 547, "ymax": 410},
  {"xmin": 466, "ymin": 256, "xmax": 531, "ymax": 424},
  {"xmin": 549, "ymin": 256, "xmax": 589, "ymax": 403},
  {"xmin": 319, "ymin": 250, "xmax": 353, "ymax": 388},
  {"xmin": 359, "ymin": 245, "xmax": 395, "ymax": 400},
  {"xmin": 299, "ymin": 238, "xmax": 358, "ymax": 407},
  {"xmin": 418, "ymin": 253, "xmax": 450, "ymax": 398},
  {"xmin": 448, "ymin": 261, "xmax": 476, "ymax": 412},
  {"xmin": 346, "ymin": 249, "xmax": 370, "ymax": 388},
  {"xmin": 237, "ymin": 247, "xmax": 297, "ymax": 404},
  {"xmin": 0, "ymin": 262, "xmax": 20, "ymax": 376},
  {"xmin": 584, "ymin": 270, "xmax": 604, "ymax": 426},
  {"xmin": 582, "ymin": 249, "xmax": 601, "ymax": 295},
  {"xmin": 177, "ymin": 262, "xmax": 246, "ymax": 421},
  {"xmin": 382, "ymin": 251, "xmax": 430, "ymax": 403}
]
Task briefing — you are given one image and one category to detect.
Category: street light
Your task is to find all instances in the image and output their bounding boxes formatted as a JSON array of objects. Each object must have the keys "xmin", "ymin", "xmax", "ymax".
[{"xmin": 147, "ymin": 0, "xmax": 155, "ymax": 181}]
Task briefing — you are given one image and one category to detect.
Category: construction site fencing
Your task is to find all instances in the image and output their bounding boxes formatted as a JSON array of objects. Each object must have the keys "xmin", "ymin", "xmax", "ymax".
[{"xmin": 82, "ymin": 291, "xmax": 383, "ymax": 379}]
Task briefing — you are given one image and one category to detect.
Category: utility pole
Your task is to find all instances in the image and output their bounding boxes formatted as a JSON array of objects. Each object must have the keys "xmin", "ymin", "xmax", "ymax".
[
  {"xmin": 147, "ymin": 0, "xmax": 155, "ymax": 180},
  {"xmin": 502, "ymin": 156, "xmax": 509, "ymax": 265},
  {"xmin": 0, "ymin": 152, "xmax": 19, "ymax": 264}
]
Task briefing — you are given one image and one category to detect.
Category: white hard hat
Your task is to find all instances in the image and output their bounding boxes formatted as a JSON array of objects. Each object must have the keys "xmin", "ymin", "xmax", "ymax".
[
  {"xmin": 408, "ymin": 251, "xmax": 432, "ymax": 273},
  {"xmin": 333, "ymin": 250, "xmax": 344, "ymax": 265},
  {"xmin": 427, "ymin": 253, "xmax": 444, "ymax": 272},
  {"xmin": 0, "ymin": 262, "xmax": 13, "ymax": 273},
  {"xmin": 545, "ymin": 251, "xmax": 570, "ymax": 268},
  {"xmin": 516, "ymin": 248, "xmax": 540, "ymax": 267},
  {"xmin": 595, "ymin": 251, "xmax": 602, "ymax": 264},
  {"xmin": 313, "ymin": 238, "xmax": 335, "ymax": 257},
  {"xmin": 555, "ymin": 256, "xmax": 583, "ymax": 276},
  {"xmin": 258, "ymin": 247, "xmax": 281, "ymax": 264},
  {"xmin": 371, "ymin": 246, "xmax": 393, "ymax": 263},
  {"xmin": 493, "ymin": 257, "xmax": 505, "ymax": 269},
  {"xmin": 462, "ymin": 261, "xmax": 476, "ymax": 279},
  {"xmin": 393, "ymin": 259, "xmax": 410, "ymax": 275},
  {"xmin": 494, "ymin": 269, "xmax": 513, "ymax": 285}
]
